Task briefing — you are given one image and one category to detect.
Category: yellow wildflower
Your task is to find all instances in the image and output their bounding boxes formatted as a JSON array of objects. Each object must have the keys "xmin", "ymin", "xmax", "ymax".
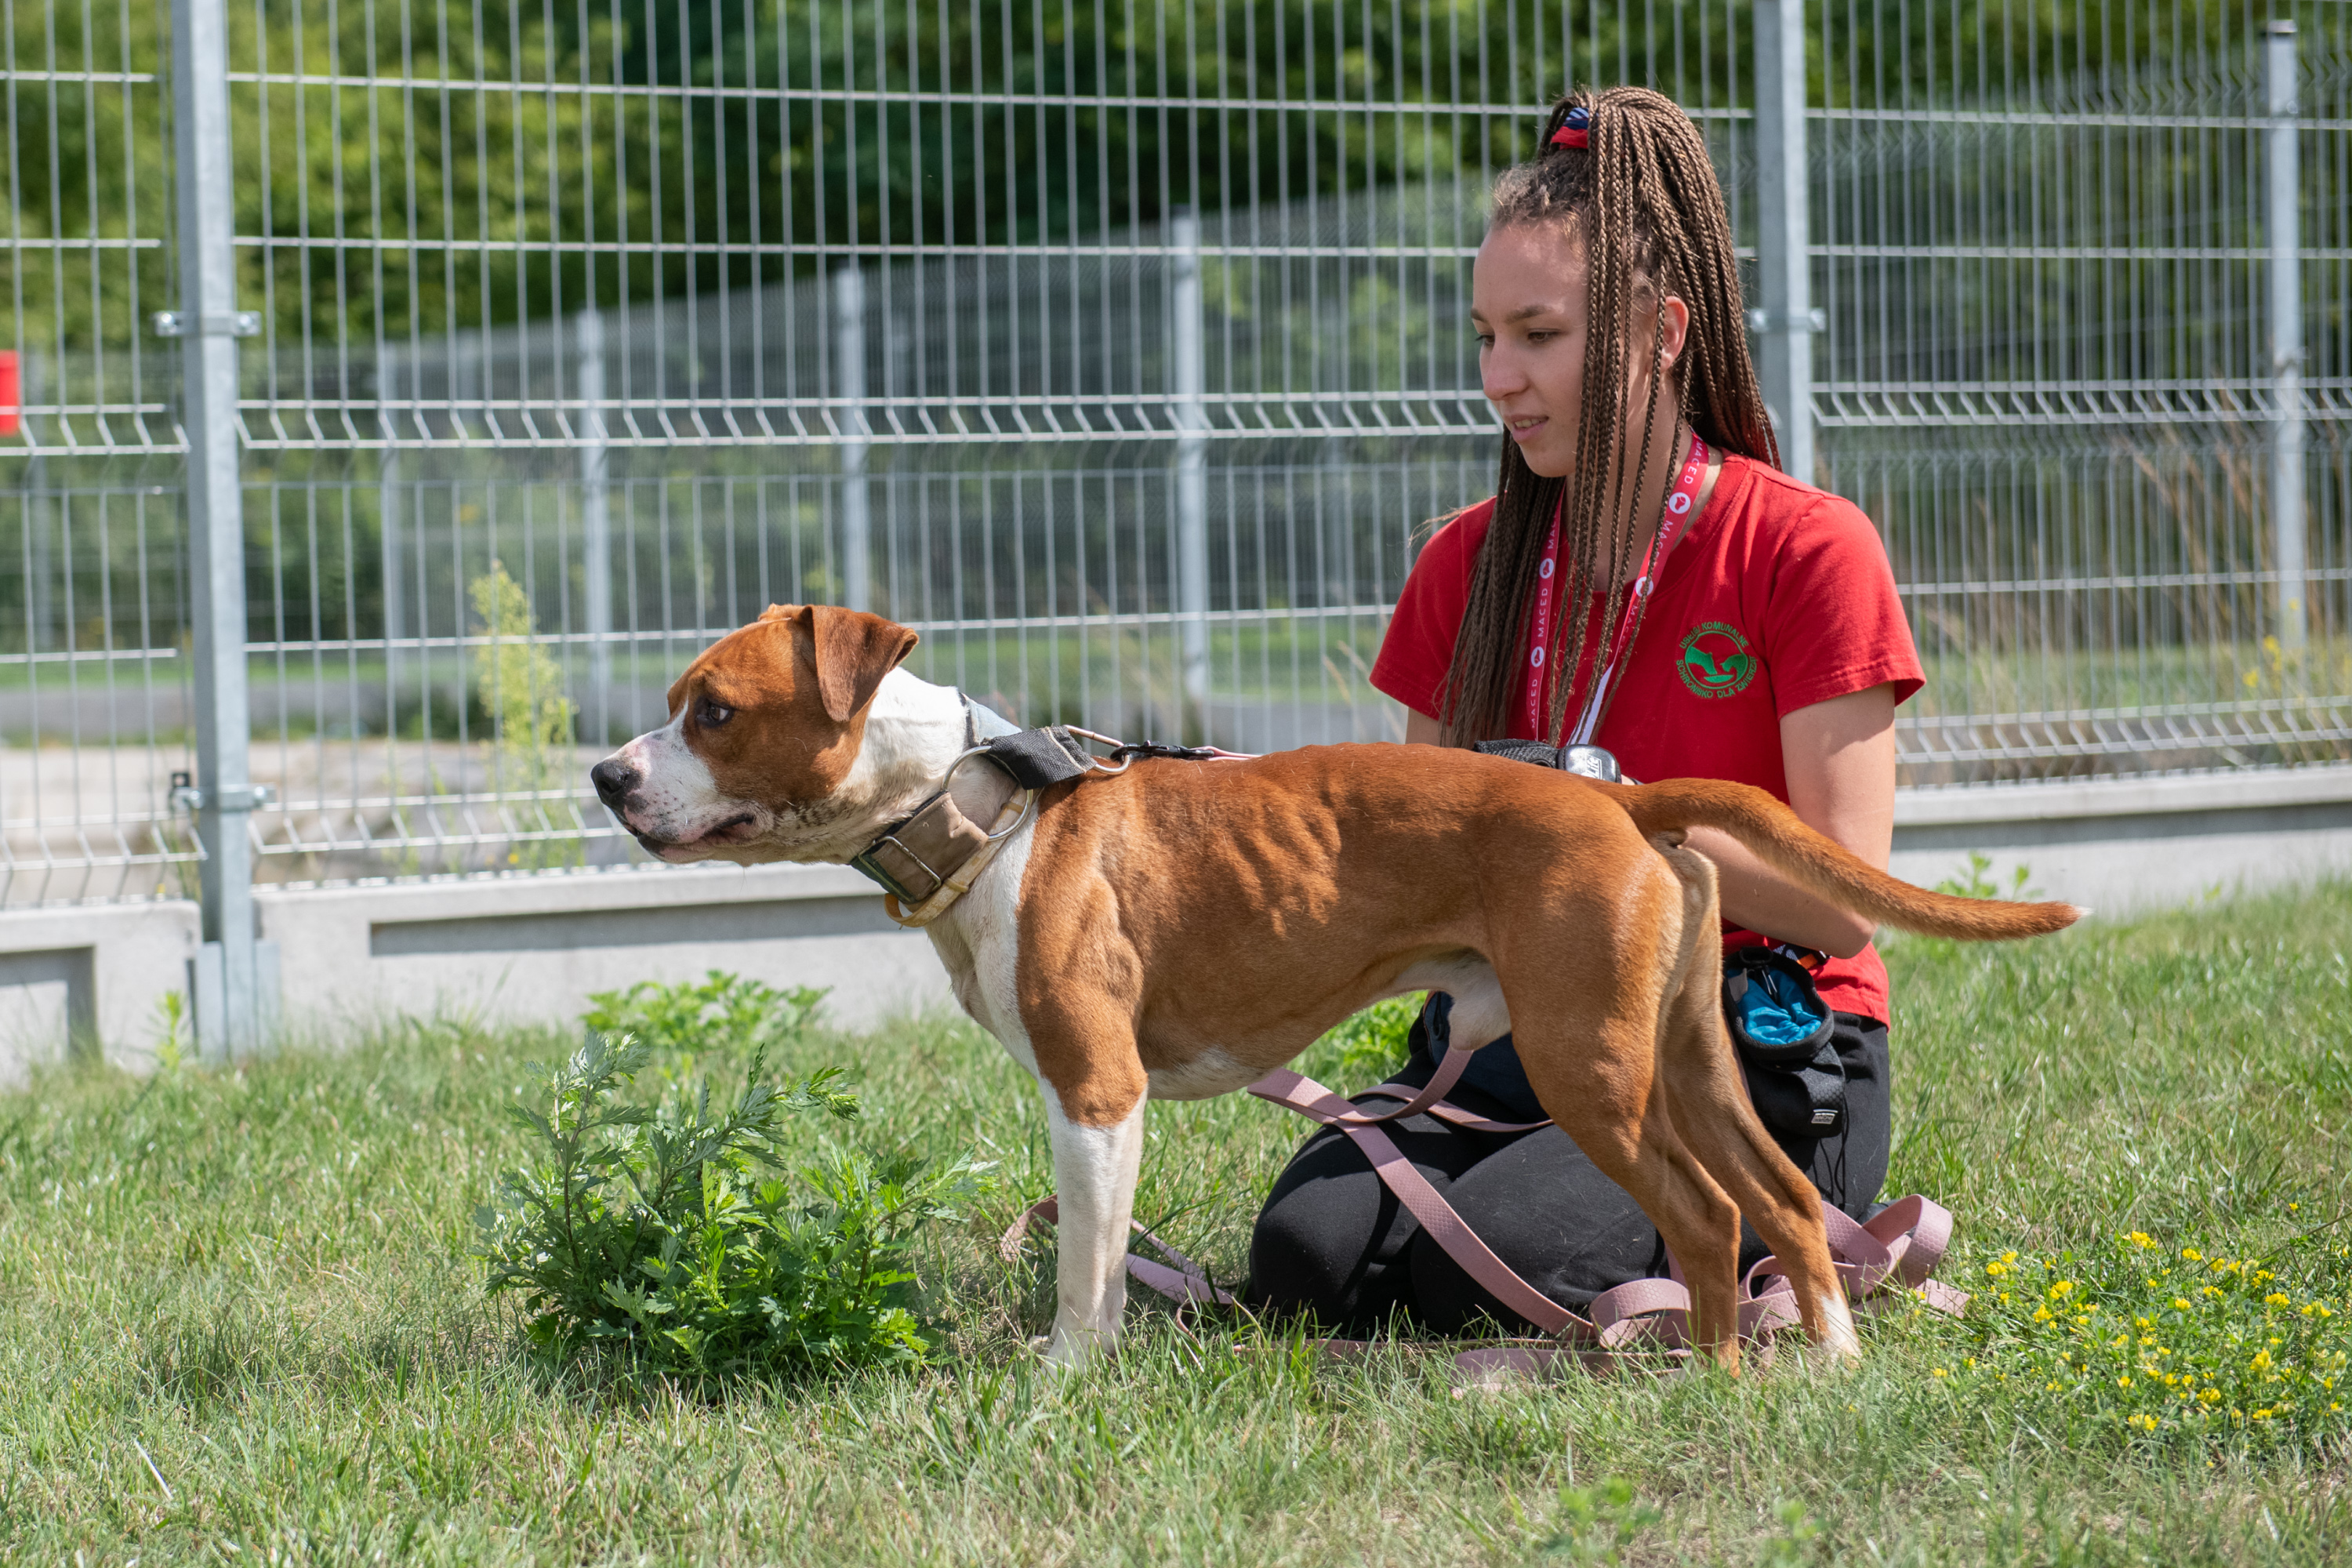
[
  {"xmin": 2252, "ymin": 1351, "xmax": 2274, "ymax": 1372},
  {"xmin": 2265, "ymin": 1292, "xmax": 2291, "ymax": 1308},
  {"xmin": 2172, "ymin": 1298, "xmax": 2192, "ymax": 1310},
  {"xmin": 2181, "ymin": 1248, "xmax": 2203, "ymax": 1261}
]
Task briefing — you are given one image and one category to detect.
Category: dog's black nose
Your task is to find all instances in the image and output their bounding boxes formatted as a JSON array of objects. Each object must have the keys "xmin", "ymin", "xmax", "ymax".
[{"xmin": 590, "ymin": 757, "xmax": 640, "ymax": 807}]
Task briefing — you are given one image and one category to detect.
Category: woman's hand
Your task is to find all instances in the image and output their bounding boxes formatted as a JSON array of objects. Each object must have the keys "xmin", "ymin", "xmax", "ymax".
[
  {"xmin": 1402, "ymin": 685, "xmax": 1897, "ymax": 958},
  {"xmin": 1685, "ymin": 684, "xmax": 1896, "ymax": 957}
]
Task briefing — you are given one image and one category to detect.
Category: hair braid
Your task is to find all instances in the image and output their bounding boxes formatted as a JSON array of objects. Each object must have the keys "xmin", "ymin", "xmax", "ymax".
[{"xmin": 1435, "ymin": 86, "xmax": 1777, "ymax": 746}]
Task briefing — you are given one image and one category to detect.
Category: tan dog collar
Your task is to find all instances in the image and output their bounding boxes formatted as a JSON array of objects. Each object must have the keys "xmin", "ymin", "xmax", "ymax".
[{"xmin": 852, "ymin": 747, "xmax": 1035, "ymax": 928}]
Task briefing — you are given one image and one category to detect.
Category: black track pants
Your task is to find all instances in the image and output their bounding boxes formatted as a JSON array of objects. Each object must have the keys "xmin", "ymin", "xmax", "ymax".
[{"xmin": 1241, "ymin": 1005, "xmax": 1891, "ymax": 1337}]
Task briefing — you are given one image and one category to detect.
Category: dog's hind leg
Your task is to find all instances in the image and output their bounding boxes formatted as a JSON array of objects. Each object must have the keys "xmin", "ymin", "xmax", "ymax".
[
  {"xmin": 1502, "ymin": 873, "xmax": 1750, "ymax": 1373},
  {"xmin": 1651, "ymin": 837, "xmax": 1860, "ymax": 1365}
]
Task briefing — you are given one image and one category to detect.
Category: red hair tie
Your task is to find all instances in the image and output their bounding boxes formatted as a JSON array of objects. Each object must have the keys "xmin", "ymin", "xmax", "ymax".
[{"xmin": 1549, "ymin": 106, "xmax": 1591, "ymax": 149}]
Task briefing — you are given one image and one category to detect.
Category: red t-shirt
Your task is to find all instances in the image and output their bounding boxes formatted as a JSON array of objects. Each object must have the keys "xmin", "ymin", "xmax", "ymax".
[{"xmin": 1370, "ymin": 453, "xmax": 1924, "ymax": 1024}]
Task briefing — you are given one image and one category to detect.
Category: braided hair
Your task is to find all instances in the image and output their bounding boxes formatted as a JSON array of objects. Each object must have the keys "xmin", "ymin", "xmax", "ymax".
[{"xmin": 1436, "ymin": 87, "xmax": 1777, "ymax": 746}]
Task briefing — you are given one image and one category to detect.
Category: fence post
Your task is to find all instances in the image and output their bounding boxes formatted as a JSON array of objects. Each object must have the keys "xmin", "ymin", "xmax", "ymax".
[
  {"xmin": 1171, "ymin": 209, "xmax": 1210, "ymax": 733},
  {"xmin": 171, "ymin": 0, "xmax": 265, "ymax": 1060},
  {"xmin": 2267, "ymin": 20, "xmax": 2307, "ymax": 654},
  {"xmin": 377, "ymin": 353, "xmax": 405, "ymax": 736},
  {"xmin": 577, "ymin": 308, "xmax": 613, "ymax": 736},
  {"xmin": 1751, "ymin": 0, "xmax": 1819, "ymax": 483},
  {"xmin": 832, "ymin": 265, "xmax": 872, "ymax": 613}
]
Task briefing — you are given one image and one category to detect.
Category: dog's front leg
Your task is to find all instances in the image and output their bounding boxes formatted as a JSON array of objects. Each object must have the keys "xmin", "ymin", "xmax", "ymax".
[{"xmin": 1038, "ymin": 1082, "xmax": 1147, "ymax": 1368}]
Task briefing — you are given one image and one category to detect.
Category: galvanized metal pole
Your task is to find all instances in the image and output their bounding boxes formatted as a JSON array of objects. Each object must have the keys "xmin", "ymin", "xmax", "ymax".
[
  {"xmin": 171, "ymin": 0, "xmax": 262, "ymax": 1060},
  {"xmin": 577, "ymin": 308, "xmax": 613, "ymax": 735},
  {"xmin": 1171, "ymin": 209, "xmax": 1210, "ymax": 730},
  {"xmin": 1750, "ymin": 0, "xmax": 1820, "ymax": 483},
  {"xmin": 832, "ymin": 265, "xmax": 872, "ymax": 612},
  {"xmin": 377, "ymin": 353, "xmax": 404, "ymax": 734},
  {"xmin": 2267, "ymin": 20, "xmax": 2307, "ymax": 654}
]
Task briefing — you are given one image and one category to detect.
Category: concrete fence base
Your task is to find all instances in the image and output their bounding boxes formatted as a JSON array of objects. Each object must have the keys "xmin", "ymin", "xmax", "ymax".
[{"xmin": 5, "ymin": 764, "xmax": 2349, "ymax": 1085}]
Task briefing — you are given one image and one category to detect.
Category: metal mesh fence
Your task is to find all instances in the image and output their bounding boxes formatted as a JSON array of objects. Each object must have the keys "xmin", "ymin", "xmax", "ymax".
[{"xmin": 0, "ymin": 1, "xmax": 2346, "ymax": 904}]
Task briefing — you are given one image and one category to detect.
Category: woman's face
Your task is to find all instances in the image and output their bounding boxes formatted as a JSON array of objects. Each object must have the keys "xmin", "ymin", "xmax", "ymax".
[{"xmin": 1471, "ymin": 223, "xmax": 1687, "ymax": 481}]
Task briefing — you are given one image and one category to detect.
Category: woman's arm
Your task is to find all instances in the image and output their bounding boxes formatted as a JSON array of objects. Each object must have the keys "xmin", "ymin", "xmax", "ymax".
[
  {"xmin": 1684, "ymin": 684, "xmax": 1895, "ymax": 957},
  {"xmin": 1401, "ymin": 686, "xmax": 1897, "ymax": 958}
]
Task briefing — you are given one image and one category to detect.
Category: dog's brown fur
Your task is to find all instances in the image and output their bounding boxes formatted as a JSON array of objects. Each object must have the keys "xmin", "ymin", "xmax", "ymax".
[
  {"xmin": 1005, "ymin": 743, "xmax": 2072, "ymax": 1364},
  {"xmin": 609, "ymin": 608, "xmax": 2082, "ymax": 1371}
]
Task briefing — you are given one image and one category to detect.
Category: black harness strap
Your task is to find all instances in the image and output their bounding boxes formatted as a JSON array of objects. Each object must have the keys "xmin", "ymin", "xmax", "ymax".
[
  {"xmin": 1472, "ymin": 739, "xmax": 1625, "ymax": 782},
  {"xmin": 982, "ymin": 725, "xmax": 1099, "ymax": 789}
]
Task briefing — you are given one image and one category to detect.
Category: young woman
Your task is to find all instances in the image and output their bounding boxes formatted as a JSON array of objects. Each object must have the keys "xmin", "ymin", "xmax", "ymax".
[{"xmin": 1243, "ymin": 87, "xmax": 1925, "ymax": 1334}]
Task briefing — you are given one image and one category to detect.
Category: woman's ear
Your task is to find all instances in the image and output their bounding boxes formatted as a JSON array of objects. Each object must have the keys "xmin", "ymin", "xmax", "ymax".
[{"xmin": 1657, "ymin": 293, "xmax": 1693, "ymax": 372}]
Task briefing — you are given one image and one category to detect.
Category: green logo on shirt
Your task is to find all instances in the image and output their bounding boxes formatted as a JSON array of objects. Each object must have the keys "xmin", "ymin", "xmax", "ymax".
[{"xmin": 1678, "ymin": 621, "xmax": 1756, "ymax": 699}]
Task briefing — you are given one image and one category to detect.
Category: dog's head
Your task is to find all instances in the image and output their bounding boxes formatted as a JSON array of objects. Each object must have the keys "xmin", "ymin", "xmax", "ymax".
[{"xmin": 590, "ymin": 604, "xmax": 921, "ymax": 865}]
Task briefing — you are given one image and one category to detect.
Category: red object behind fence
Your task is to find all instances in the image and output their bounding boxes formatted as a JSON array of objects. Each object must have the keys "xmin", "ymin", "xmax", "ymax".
[{"xmin": 0, "ymin": 351, "xmax": 18, "ymax": 437}]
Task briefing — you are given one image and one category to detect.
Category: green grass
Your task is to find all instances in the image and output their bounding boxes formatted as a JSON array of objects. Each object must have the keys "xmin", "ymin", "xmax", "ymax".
[{"xmin": 4, "ymin": 885, "xmax": 2350, "ymax": 1563}]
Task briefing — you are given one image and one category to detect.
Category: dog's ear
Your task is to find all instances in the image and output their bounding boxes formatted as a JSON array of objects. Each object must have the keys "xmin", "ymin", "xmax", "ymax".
[
  {"xmin": 802, "ymin": 605, "xmax": 920, "ymax": 723},
  {"xmin": 758, "ymin": 603, "xmax": 795, "ymax": 622}
]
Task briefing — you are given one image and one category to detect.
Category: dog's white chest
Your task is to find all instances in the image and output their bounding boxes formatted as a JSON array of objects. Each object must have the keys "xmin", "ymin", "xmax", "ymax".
[{"xmin": 925, "ymin": 821, "xmax": 1040, "ymax": 1077}]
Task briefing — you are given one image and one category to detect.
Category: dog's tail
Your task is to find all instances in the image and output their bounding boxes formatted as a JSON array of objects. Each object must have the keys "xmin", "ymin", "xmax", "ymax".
[{"xmin": 1600, "ymin": 777, "xmax": 2082, "ymax": 942}]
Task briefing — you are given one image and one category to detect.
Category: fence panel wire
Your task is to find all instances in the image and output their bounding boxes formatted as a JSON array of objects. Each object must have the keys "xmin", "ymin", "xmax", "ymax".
[{"xmin": 0, "ymin": 2, "xmax": 2344, "ymax": 902}]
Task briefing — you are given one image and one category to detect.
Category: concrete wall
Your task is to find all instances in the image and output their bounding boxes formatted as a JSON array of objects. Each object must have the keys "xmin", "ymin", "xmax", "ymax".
[
  {"xmin": 0, "ymin": 900, "xmax": 199, "ymax": 1084},
  {"xmin": 256, "ymin": 862, "xmax": 956, "ymax": 1041},
  {"xmin": 2, "ymin": 762, "xmax": 2347, "ymax": 1082},
  {"xmin": 1888, "ymin": 765, "xmax": 2352, "ymax": 913}
]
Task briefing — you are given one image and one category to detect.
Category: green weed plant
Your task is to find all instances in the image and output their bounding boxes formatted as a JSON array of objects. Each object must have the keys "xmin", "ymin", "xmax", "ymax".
[{"xmin": 474, "ymin": 1032, "xmax": 979, "ymax": 1380}]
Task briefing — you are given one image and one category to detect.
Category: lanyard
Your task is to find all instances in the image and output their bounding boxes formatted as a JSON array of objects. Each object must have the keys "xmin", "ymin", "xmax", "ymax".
[{"xmin": 1523, "ymin": 431, "xmax": 1713, "ymax": 744}]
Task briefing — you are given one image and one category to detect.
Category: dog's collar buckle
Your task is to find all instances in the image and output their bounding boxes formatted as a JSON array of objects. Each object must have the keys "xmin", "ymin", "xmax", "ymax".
[{"xmin": 848, "ymin": 718, "xmax": 1045, "ymax": 924}]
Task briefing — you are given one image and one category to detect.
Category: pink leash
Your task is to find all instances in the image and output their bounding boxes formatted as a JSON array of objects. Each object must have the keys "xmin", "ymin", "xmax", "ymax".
[{"xmin": 1000, "ymin": 1047, "xmax": 1968, "ymax": 1375}]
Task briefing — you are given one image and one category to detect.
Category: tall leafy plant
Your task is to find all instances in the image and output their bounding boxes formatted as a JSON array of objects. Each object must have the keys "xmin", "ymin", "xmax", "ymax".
[{"xmin": 476, "ymin": 1033, "xmax": 979, "ymax": 1378}]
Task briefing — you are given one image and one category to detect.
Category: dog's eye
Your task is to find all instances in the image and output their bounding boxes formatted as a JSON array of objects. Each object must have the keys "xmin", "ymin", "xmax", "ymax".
[{"xmin": 696, "ymin": 699, "xmax": 735, "ymax": 728}]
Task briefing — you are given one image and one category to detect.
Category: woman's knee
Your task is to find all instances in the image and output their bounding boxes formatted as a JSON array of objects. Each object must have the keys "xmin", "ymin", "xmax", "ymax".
[
  {"xmin": 1243, "ymin": 1131, "xmax": 1388, "ymax": 1314},
  {"xmin": 1406, "ymin": 1129, "xmax": 1667, "ymax": 1330}
]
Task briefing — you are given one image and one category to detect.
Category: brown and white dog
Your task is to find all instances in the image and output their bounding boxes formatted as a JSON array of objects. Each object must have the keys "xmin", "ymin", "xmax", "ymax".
[{"xmin": 590, "ymin": 604, "xmax": 2078, "ymax": 1373}]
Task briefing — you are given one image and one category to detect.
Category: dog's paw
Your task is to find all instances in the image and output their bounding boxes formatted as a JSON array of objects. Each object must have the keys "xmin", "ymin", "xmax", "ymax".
[
  {"xmin": 1801, "ymin": 1293, "xmax": 1864, "ymax": 1373},
  {"xmin": 1036, "ymin": 1326, "xmax": 1112, "ymax": 1370}
]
